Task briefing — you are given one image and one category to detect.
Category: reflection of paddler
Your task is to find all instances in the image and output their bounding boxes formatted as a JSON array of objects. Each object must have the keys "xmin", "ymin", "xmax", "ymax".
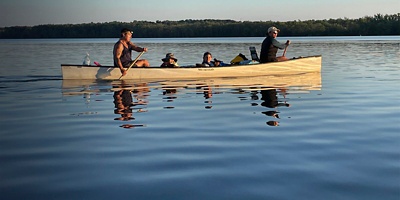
[
  {"xmin": 262, "ymin": 110, "xmax": 280, "ymax": 118},
  {"xmin": 267, "ymin": 121, "xmax": 279, "ymax": 126},
  {"xmin": 260, "ymin": 89, "xmax": 289, "ymax": 127},
  {"xmin": 260, "ymin": 89, "xmax": 290, "ymax": 108},
  {"xmin": 113, "ymin": 89, "xmax": 134, "ymax": 121}
]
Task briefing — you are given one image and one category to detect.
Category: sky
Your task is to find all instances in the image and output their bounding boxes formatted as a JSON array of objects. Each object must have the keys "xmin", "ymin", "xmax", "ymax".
[{"xmin": 0, "ymin": 0, "xmax": 399, "ymax": 27}]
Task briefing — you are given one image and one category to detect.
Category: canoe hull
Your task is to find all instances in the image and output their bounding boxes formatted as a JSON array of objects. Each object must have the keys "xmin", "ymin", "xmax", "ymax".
[{"xmin": 61, "ymin": 55, "xmax": 321, "ymax": 80}]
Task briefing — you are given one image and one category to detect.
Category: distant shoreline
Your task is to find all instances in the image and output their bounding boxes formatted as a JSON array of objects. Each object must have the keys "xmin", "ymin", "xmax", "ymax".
[{"xmin": 0, "ymin": 13, "xmax": 399, "ymax": 39}]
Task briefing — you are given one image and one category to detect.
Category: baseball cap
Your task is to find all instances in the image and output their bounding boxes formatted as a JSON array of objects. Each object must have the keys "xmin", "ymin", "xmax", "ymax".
[{"xmin": 267, "ymin": 26, "xmax": 280, "ymax": 33}]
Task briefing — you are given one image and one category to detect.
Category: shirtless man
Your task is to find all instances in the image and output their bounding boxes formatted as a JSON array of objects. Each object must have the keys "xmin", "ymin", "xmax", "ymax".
[{"xmin": 113, "ymin": 28, "xmax": 149, "ymax": 76}]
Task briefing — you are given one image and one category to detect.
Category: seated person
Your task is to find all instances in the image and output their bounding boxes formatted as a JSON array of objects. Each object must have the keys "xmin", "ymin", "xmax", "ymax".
[
  {"xmin": 260, "ymin": 26, "xmax": 290, "ymax": 63},
  {"xmin": 113, "ymin": 28, "xmax": 149, "ymax": 76},
  {"xmin": 202, "ymin": 52, "xmax": 215, "ymax": 67},
  {"xmin": 160, "ymin": 53, "xmax": 179, "ymax": 68}
]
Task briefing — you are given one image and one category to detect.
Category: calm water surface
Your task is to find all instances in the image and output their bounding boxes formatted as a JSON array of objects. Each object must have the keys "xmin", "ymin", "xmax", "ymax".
[{"xmin": 0, "ymin": 36, "xmax": 399, "ymax": 200}]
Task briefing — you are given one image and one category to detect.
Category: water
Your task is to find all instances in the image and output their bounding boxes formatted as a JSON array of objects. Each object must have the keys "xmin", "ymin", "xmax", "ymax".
[{"xmin": 0, "ymin": 36, "xmax": 399, "ymax": 200}]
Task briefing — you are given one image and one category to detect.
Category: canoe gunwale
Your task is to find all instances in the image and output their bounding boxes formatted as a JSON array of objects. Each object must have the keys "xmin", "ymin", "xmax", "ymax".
[{"xmin": 61, "ymin": 55, "xmax": 322, "ymax": 69}]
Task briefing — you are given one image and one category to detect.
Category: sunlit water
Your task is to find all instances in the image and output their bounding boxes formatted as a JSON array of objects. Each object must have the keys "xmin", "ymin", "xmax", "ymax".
[{"xmin": 0, "ymin": 36, "xmax": 399, "ymax": 200}]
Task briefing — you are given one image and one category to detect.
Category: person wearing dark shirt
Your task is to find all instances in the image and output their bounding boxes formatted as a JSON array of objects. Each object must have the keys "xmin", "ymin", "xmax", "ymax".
[{"xmin": 260, "ymin": 26, "xmax": 290, "ymax": 63}]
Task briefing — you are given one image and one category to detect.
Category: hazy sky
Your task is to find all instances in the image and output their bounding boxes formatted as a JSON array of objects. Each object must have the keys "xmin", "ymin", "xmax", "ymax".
[{"xmin": 0, "ymin": 0, "xmax": 398, "ymax": 27}]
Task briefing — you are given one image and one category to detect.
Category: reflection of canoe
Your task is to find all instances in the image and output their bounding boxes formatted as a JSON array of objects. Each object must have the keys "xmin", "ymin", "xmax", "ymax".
[
  {"xmin": 156, "ymin": 72, "xmax": 321, "ymax": 91},
  {"xmin": 62, "ymin": 72, "xmax": 321, "ymax": 96},
  {"xmin": 61, "ymin": 55, "xmax": 321, "ymax": 80}
]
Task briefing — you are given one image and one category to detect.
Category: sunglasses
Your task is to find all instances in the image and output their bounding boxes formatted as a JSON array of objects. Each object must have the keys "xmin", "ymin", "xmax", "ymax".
[{"xmin": 123, "ymin": 31, "xmax": 133, "ymax": 35}]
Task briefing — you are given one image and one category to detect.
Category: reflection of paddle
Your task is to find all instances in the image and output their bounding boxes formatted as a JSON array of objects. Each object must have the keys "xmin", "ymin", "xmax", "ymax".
[{"xmin": 118, "ymin": 51, "xmax": 145, "ymax": 80}]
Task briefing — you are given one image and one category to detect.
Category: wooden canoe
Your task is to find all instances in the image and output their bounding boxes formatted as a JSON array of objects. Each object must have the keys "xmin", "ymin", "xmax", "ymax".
[{"xmin": 61, "ymin": 55, "xmax": 321, "ymax": 80}]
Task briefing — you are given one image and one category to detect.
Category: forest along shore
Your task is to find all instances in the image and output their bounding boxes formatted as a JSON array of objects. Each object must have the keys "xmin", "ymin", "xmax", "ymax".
[{"xmin": 0, "ymin": 13, "xmax": 399, "ymax": 39}]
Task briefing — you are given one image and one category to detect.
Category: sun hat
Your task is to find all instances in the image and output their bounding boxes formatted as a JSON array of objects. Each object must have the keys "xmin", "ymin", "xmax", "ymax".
[
  {"xmin": 267, "ymin": 26, "xmax": 280, "ymax": 33},
  {"xmin": 161, "ymin": 53, "xmax": 178, "ymax": 62}
]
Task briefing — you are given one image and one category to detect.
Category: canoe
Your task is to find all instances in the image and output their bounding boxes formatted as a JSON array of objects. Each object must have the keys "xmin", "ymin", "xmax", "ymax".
[{"xmin": 61, "ymin": 55, "xmax": 321, "ymax": 80}]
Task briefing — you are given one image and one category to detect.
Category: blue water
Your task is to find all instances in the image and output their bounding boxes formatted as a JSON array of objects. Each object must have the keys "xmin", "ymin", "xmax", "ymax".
[{"xmin": 0, "ymin": 36, "xmax": 399, "ymax": 200}]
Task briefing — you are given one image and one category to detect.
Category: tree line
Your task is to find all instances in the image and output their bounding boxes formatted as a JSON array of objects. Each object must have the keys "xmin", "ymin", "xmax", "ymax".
[{"xmin": 0, "ymin": 13, "xmax": 398, "ymax": 39}]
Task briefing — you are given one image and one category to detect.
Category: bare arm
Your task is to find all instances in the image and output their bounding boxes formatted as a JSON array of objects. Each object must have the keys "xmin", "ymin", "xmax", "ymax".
[
  {"xmin": 113, "ymin": 43, "xmax": 127, "ymax": 75},
  {"xmin": 129, "ymin": 41, "xmax": 148, "ymax": 52}
]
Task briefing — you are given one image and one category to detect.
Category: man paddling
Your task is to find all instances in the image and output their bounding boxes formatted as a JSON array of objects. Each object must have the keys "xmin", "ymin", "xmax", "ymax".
[
  {"xmin": 259, "ymin": 26, "xmax": 290, "ymax": 63},
  {"xmin": 113, "ymin": 28, "xmax": 149, "ymax": 76}
]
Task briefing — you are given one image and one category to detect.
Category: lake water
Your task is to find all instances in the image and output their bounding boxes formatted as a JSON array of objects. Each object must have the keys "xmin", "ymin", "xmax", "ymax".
[{"xmin": 0, "ymin": 36, "xmax": 399, "ymax": 200}]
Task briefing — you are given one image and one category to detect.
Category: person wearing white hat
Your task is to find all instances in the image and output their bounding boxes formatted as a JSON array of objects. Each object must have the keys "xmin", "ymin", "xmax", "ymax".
[{"xmin": 259, "ymin": 26, "xmax": 290, "ymax": 63}]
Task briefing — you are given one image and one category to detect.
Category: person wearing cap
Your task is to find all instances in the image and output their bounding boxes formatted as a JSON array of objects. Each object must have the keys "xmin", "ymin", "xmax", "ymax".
[
  {"xmin": 260, "ymin": 26, "xmax": 290, "ymax": 63},
  {"xmin": 113, "ymin": 28, "xmax": 150, "ymax": 76},
  {"xmin": 160, "ymin": 53, "xmax": 179, "ymax": 68}
]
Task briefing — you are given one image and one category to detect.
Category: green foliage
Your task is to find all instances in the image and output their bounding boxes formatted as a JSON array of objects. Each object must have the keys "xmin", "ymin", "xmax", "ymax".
[{"xmin": 0, "ymin": 13, "xmax": 398, "ymax": 38}]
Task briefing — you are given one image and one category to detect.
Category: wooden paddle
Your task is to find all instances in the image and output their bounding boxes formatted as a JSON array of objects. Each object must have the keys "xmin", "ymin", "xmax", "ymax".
[
  {"xmin": 282, "ymin": 41, "xmax": 289, "ymax": 57},
  {"xmin": 118, "ymin": 51, "xmax": 145, "ymax": 80}
]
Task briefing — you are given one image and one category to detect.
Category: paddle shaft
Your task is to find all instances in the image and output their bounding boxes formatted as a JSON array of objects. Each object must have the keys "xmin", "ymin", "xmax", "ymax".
[
  {"xmin": 282, "ymin": 45, "xmax": 288, "ymax": 57},
  {"xmin": 118, "ymin": 51, "xmax": 145, "ymax": 80}
]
